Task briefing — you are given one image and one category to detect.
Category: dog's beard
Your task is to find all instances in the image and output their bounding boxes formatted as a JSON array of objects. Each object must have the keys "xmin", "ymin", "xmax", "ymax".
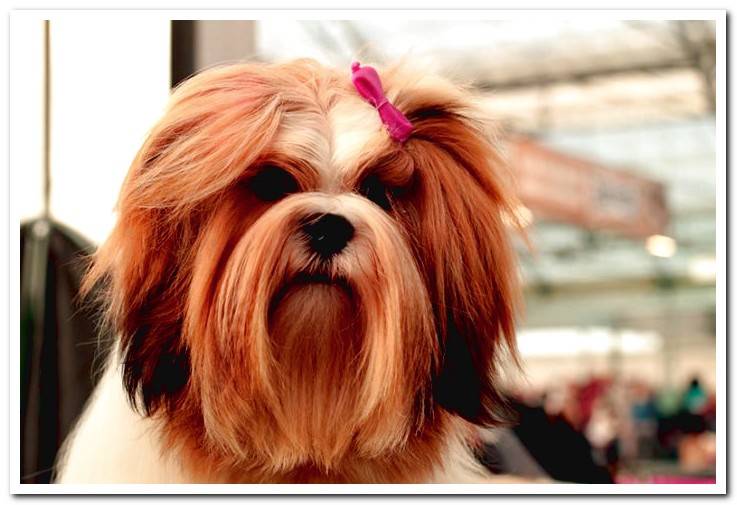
[
  {"xmin": 268, "ymin": 281, "xmax": 362, "ymax": 463},
  {"xmin": 185, "ymin": 193, "xmax": 438, "ymax": 470}
]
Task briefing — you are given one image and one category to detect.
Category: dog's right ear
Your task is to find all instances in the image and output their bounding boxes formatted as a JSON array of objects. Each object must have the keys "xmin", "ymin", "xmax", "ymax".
[
  {"xmin": 82, "ymin": 63, "xmax": 288, "ymax": 414},
  {"xmin": 81, "ymin": 201, "xmax": 194, "ymax": 415}
]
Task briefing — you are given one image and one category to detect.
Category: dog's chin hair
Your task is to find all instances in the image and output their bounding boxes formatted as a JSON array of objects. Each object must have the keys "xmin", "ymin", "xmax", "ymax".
[{"xmin": 268, "ymin": 282, "xmax": 370, "ymax": 467}]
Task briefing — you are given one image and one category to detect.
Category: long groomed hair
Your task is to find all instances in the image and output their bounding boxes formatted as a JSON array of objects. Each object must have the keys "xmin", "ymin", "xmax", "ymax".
[{"xmin": 82, "ymin": 59, "xmax": 523, "ymax": 482}]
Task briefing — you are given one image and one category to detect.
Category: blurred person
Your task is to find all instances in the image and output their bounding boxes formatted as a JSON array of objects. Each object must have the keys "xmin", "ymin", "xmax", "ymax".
[
  {"xmin": 654, "ymin": 386, "xmax": 682, "ymax": 459},
  {"xmin": 560, "ymin": 382, "xmax": 585, "ymax": 430},
  {"xmin": 630, "ymin": 382, "xmax": 659, "ymax": 460},
  {"xmin": 674, "ymin": 377, "xmax": 709, "ymax": 439},
  {"xmin": 585, "ymin": 396, "xmax": 621, "ymax": 476},
  {"xmin": 682, "ymin": 377, "xmax": 707, "ymax": 416},
  {"xmin": 578, "ymin": 376, "xmax": 611, "ymax": 429}
]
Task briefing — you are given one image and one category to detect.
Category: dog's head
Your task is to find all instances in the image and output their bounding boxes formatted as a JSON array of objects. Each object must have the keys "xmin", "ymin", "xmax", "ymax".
[{"xmin": 86, "ymin": 59, "xmax": 522, "ymax": 474}]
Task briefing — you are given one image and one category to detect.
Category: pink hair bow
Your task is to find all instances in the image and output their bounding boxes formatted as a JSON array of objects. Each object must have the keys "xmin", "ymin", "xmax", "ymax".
[{"xmin": 350, "ymin": 62, "xmax": 413, "ymax": 143}]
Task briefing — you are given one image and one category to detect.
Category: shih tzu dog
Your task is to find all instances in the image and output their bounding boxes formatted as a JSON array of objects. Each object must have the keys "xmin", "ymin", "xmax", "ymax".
[{"xmin": 55, "ymin": 59, "xmax": 523, "ymax": 484}]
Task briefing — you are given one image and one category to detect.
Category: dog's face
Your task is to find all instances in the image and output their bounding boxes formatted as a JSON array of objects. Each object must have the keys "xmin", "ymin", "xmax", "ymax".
[{"xmin": 87, "ymin": 60, "xmax": 521, "ymax": 476}]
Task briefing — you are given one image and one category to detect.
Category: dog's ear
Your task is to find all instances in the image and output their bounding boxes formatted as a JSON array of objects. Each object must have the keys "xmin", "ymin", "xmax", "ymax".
[
  {"xmin": 82, "ymin": 63, "xmax": 285, "ymax": 414},
  {"xmin": 433, "ymin": 306, "xmax": 517, "ymax": 426},
  {"xmin": 402, "ymin": 106, "xmax": 522, "ymax": 426},
  {"xmin": 82, "ymin": 205, "xmax": 194, "ymax": 415},
  {"xmin": 430, "ymin": 206, "xmax": 520, "ymax": 426}
]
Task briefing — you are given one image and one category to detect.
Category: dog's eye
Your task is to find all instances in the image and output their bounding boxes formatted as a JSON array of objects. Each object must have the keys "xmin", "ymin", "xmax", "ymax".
[
  {"xmin": 359, "ymin": 175, "xmax": 392, "ymax": 211},
  {"xmin": 249, "ymin": 165, "xmax": 298, "ymax": 202}
]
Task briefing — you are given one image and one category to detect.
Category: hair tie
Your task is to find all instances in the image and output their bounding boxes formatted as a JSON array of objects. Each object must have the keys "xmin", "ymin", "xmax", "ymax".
[{"xmin": 350, "ymin": 62, "xmax": 413, "ymax": 143}]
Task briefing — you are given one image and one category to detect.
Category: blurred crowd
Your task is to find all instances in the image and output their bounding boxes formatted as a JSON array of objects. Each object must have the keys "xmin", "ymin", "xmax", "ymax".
[{"xmin": 480, "ymin": 375, "xmax": 716, "ymax": 483}]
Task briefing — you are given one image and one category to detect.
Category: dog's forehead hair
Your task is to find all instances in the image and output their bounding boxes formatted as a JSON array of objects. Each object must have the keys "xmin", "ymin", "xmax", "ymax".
[
  {"xmin": 273, "ymin": 96, "xmax": 386, "ymax": 192},
  {"xmin": 326, "ymin": 95, "xmax": 386, "ymax": 184},
  {"xmin": 270, "ymin": 69, "xmax": 464, "ymax": 192},
  {"xmin": 267, "ymin": 94, "xmax": 384, "ymax": 193}
]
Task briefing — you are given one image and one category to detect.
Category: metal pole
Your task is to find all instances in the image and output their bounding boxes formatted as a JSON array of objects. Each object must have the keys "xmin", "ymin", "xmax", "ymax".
[{"xmin": 42, "ymin": 20, "xmax": 51, "ymax": 219}]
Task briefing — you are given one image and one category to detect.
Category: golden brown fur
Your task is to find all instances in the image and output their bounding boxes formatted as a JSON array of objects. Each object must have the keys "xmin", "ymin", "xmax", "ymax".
[{"xmin": 79, "ymin": 59, "xmax": 523, "ymax": 483}]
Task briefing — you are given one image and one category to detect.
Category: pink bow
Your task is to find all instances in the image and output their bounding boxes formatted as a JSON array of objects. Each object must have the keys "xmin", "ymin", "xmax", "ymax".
[{"xmin": 350, "ymin": 62, "xmax": 413, "ymax": 143}]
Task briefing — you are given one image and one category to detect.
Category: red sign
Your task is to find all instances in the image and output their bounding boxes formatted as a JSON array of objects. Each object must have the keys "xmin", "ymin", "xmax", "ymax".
[{"xmin": 505, "ymin": 136, "xmax": 669, "ymax": 238}]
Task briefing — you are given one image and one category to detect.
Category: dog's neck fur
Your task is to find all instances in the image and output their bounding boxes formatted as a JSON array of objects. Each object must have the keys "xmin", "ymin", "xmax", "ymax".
[{"xmin": 56, "ymin": 354, "xmax": 489, "ymax": 484}]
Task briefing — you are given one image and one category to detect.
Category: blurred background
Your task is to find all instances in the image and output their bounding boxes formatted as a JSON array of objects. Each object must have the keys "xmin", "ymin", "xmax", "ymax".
[{"xmin": 14, "ymin": 17, "xmax": 718, "ymax": 484}]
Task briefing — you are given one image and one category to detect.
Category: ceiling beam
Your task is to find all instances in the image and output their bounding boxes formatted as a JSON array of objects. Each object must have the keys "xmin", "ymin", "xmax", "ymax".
[{"xmin": 474, "ymin": 57, "xmax": 695, "ymax": 92}]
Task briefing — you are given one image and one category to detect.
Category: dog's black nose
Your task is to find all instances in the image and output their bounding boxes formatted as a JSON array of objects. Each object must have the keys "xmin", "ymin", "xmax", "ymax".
[{"xmin": 302, "ymin": 213, "xmax": 355, "ymax": 258}]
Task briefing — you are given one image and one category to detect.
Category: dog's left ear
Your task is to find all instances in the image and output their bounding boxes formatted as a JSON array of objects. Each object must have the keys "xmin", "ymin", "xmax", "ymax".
[
  {"xmin": 433, "ymin": 305, "xmax": 517, "ymax": 426},
  {"xmin": 431, "ymin": 215, "xmax": 520, "ymax": 427},
  {"xmin": 405, "ymin": 106, "xmax": 522, "ymax": 426}
]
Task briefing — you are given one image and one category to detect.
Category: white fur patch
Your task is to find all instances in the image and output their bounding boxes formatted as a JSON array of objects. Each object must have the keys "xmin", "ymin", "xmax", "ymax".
[
  {"xmin": 54, "ymin": 358, "xmax": 188, "ymax": 484},
  {"xmin": 328, "ymin": 96, "xmax": 385, "ymax": 184}
]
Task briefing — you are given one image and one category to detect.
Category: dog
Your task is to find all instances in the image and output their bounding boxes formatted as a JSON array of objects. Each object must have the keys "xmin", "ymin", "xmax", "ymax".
[{"xmin": 55, "ymin": 59, "xmax": 524, "ymax": 484}]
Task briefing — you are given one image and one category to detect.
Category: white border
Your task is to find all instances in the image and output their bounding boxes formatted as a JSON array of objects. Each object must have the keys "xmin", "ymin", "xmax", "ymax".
[
  {"xmin": 7, "ymin": 8, "xmax": 727, "ymax": 496},
  {"xmin": 7, "ymin": 9, "xmax": 729, "ymax": 20},
  {"xmin": 713, "ymin": 6, "xmax": 727, "ymax": 499}
]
